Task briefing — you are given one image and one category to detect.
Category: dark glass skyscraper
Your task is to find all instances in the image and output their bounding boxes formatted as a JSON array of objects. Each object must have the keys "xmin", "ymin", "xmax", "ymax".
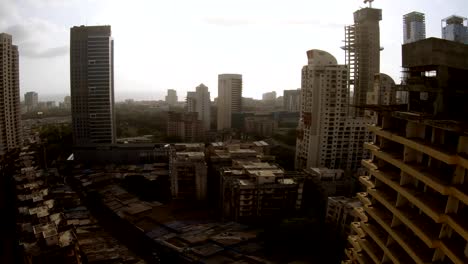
[{"xmin": 70, "ymin": 25, "xmax": 115, "ymax": 145}]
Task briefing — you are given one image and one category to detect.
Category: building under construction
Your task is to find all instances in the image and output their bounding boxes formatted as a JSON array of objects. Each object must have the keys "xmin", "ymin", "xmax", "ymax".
[
  {"xmin": 344, "ymin": 38, "xmax": 468, "ymax": 263},
  {"xmin": 343, "ymin": 6, "xmax": 382, "ymax": 116}
]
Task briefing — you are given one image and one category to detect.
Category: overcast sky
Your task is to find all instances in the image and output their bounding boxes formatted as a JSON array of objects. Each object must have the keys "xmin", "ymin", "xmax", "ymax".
[{"xmin": 1, "ymin": 0, "xmax": 467, "ymax": 102}]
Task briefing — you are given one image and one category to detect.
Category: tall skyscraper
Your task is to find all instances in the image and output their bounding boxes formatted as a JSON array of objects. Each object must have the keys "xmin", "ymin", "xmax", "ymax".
[
  {"xmin": 295, "ymin": 50, "xmax": 369, "ymax": 171},
  {"xmin": 187, "ymin": 85, "xmax": 211, "ymax": 131},
  {"xmin": 166, "ymin": 89, "xmax": 178, "ymax": 105},
  {"xmin": 344, "ymin": 38, "xmax": 468, "ymax": 264},
  {"xmin": 217, "ymin": 74, "xmax": 242, "ymax": 130},
  {"xmin": 403, "ymin": 11, "xmax": 426, "ymax": 44},
  {"xmin": 70, "ymin": 25, "xmax": 115, "ymax": 145},
  {"xmin": 283, "ymin": 89, "xmax": 301, "ymax": 112},
  {"xmin": 442, "ymin": 15, "xmax": 468, "ymax": 44},
  {"xmin": 24, "ymin": 91, "xmax": 39, "ymax": 112},
  {"xmin": 0, "ymin": 33, "xmax": 22, "ymax": 154},
  {"xmin": 343, "ymin": 5, "xmax": 382, "ymax": 116}
]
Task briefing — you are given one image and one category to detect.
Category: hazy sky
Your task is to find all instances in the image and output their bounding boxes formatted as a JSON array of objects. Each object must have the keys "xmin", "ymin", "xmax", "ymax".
[{"xmin": 1, "ymin": 0, "xmax": 467, "ymax": 102}]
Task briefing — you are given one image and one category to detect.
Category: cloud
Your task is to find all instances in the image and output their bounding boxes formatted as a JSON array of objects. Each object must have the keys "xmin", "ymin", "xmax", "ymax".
[
  {"xmin": 203, "ymin": 17, "xmax": 254, "ymax": 26},
  {"xmin": 3, "ymin": 19, "xmax": 68, "ymax": 58},
  {"xmin": 204, "ymin": 17, "xmax": 344, "ymax": 28},
  {"xmin": 21, "ymin": 44, "xmax": 68, "ymax": 58}
]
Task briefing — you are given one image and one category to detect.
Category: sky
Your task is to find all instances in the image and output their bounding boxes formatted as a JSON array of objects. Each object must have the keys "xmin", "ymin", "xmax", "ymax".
[{"xmin": 0, "ymin": 0, "xmax": 467, "ymax": 102}]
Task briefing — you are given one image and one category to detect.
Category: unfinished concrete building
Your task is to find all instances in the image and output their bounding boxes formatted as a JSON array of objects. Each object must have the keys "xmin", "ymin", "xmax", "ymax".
[
  {"xmin": 344, "ymin": 38, "xmax": 468, "ymax": 264},
  {"xmin": 170, "ymin": 143, "xmax": 207, "ymax": 200},
  {"xmin": 343, "ymin": 6, "xmax": 382, "ymax": 116},
  {"xmin": 220, "ymin": 162, "xmax": 304, "ymax": 222},
  {"xmin": 326, "ymin": 196, "xmax": 362, "ymax": 239}
]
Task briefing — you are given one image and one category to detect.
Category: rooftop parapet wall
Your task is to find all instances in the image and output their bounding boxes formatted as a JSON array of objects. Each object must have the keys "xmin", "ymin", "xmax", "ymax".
[{"xmin": 402, "ymin": 38, "xmax": 468, "ymax": 70}]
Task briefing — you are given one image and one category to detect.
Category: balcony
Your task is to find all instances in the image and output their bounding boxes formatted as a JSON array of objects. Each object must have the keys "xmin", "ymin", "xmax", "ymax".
[
  {"xmin": 351, "ymin": 222, "xmax": 365, "ymax": 238},
  {"xmin": 361, "ymin": 222, "xmax": 413, "ymax": 264},
  {"xmin": 359, "ymin": 176, "xmax": 375, "ymax": 189},
  {"xmin": 354, "ymin": 249, "xmax": 374, "ymax": 264},
  {"xmin": 348, "ymin": 235, "xmax": 361, "ymax": 252},
  {"xmin": 357, "ymin": 192, "xmax": 371, "ymax": 207},
  {"xmin": 368, "ymin": 186, "xmax": 440, "ymax": 247},
  {"xmin": 353, "ymin": 207, "xmax": 368, "ymax": 222},
  {"xmin": 369, "ymin": 169, "xmax": 445, "ymax": 223},
  {"xmin": 365, "ymin": 144, "xmax": 451, "ymax": 196},
  {"xmin": 452, "ymin": 183, "xmax": 468, "ymax": 205},
  {"xmin": 364, "ymin": 205, "xmax": 431, "ymax": 264},
  {"xmin": 439, "ymin": 238, "xmax": 466, "ymax": 264},
  {"xmin": 446, "ymin": 213, "xmax": 468, "ymax": 241},
  {"xmin": 367, "ymin": 125, "xmax": 468, "ymax": 169},
  {"xmin": 357, "ymin": 237, "xmax": 382, "ymax": 264}
]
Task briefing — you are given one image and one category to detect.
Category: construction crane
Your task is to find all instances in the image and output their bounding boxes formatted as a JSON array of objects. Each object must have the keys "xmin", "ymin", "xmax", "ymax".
[{"xmin": 364, "ymin": 0, "xmax": 374, "ymax": 8}]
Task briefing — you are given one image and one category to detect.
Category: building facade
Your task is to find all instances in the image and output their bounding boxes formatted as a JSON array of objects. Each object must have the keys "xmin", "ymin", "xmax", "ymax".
[
  {"xmin": 186, "ymin": 84, "xmax": 211, "ymax": 131},
  {"xmin": 283, "ymin": 89, "xmax": 301, "ymax": 112},
  {"xmin": 167, "ymin": 111, "xmax": 203, "ymax": 142},
  {"xmin": 0, "ymin": 33, "xmax": 22, "ymax": 154},
  {"xmin": 403, "ymin": 12, "xmax": 426, "ymax": 44},
  {"xmin": 262, "ymin": 91, "xmax": 276, "ymax": 102},
  {"xmin": 170, "ymin": 143, "xmax": 207, "ymax": 200},
  {"xmin": 442, "ymin": 15, "xmax": 468, "ymax": 44},
  {"xmin": 344, "ymin": 7, "xmax": 382, "ymax": 116},
  {"xmin": 70, "ymin": 25, "xmax": 115, "ymax": 145},
  {"xmin": 344, "ymin": 38, "xmax": 468, "ymax": 264},
  {"xmin": 326, "ymin": 196, "xmax": 362, "ymax": 239},
  {"xmin": 295, "ymin": 50, "xmax": 370, "ymax": 171},
  {"xmin": 24, "ymin": 92, "xmax": 39, "ymax": 112},
  {"xmin": 221, "ymin": 162, "xmax": 304, "ymax": 222},
  {"xmin": 165, "ymin": 89, "xmax": 178, "ymax": 106},
  {"xmin": 217, "ymin": 74, "xmax": 242, "ymax": 130}
]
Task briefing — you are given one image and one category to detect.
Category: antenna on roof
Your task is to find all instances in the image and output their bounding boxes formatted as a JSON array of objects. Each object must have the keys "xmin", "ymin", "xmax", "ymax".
[{"xmin": 364, "ymin": 0, "xmax": 374, "ymax": 8}]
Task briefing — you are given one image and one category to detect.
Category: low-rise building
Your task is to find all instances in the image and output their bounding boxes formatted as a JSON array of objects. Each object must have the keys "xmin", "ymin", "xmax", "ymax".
[
  {"xmin": 220, "ymin": 161, "xmax": 304, "ymax": 222},
  {"xmin": 170, "ymin": 143, "xmax": 207, "ymax": 200},
  {"xmin": 326, "ymin": 196, "xmax": 362, "ymax": 238}
]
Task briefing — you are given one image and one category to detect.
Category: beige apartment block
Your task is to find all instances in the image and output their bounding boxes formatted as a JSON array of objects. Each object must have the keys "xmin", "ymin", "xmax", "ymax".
[{"xmin": 0, "ymin": 33, "xmax": 22, "ymax": 154}]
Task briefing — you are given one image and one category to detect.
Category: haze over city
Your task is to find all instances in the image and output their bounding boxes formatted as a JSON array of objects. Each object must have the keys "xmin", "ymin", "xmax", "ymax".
[{"xmin": 1, "ymin": 0, "xmax": 467, "ymax": 101}]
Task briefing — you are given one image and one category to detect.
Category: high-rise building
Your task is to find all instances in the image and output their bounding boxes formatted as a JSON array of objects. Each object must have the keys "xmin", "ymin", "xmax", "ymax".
[
  {"xmin": 62, "ymin": 95, "xmax": 71, "ymax": 109},
  {"xmin": 343, "ymin": 5, "xmax": 382, "ymax": 116},
  {"xmin": 217, "ymin": 74, "xmax": 242, "ymax": 130},
  {"xmin": 165, "ymin": 89, "xmax": 178, "ymax": 105},
  {"xmin": 344, "ymin": 38, "xmax": 468, "ymax": 264},
  {"xmin": 442, "ymin": 15, "xmax": 468, "ymax": 44},
  {"xmin": 24, "ymin": 92, "xmax": 39, "ymax": 112},
  {"xmin": 70, "ymin": 25, "xmax": 115, "ymax": 145},
  {"xmin": 283, "ymin": 89, "xmax": 301, "ymax": 112},
  {"xmin": 403, "ymin": 12, "xmax": 426, "ymax": 44},
  {"xmin": 262, "ymin": 91, "xmax": 276, "ymax": 101},
  {"xmin": 0, "ymin": 33, "xmax": 22, "ymax": 154},
  {"xmin": 186, "ymin": 84, "xmax": 211, "ymax": 131},
  {"xmin": 295, "ymin": 50, "xmax": 370, "ymax": 171}
]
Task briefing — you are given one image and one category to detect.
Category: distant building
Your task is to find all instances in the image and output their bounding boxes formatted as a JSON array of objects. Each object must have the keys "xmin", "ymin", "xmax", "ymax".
[
  {"xmin": 244, "ymin": 114, "xmax": 278, "ymax": 137},
  {"xmin": 217, "ymin": 74, "xmax": 242, "ymax": 130},
  {"xmin": 262, "ymin": 91, "xmax": 276, "ymax": 102},
  {"xmin": 283, "ymin": 89, "xmax": 301, "ymax": 112},
  {"xmin": 220, "ymin": 162, "xmax": 304, "ymax": 222},
  {"xmin": 167, "ymin": 111, "xmax": 203, "ymax": 142},
  {"xmin": 186, "ymin": 84, "xmax": 211, "ymax": 131},
  {"xmin": 403, "ymin": 11, "xmax": 426, "ymax": 44},
  {"xmin": 70, "ymin": 25, "xmax": 116, "ymax": 145},
  {"xmin": 326, "ymin": 196, "xmax": 362, "ymax": 238},
  {"xmin": 24, "ymin": 92, "xmax": 39, "ymax": 112},
  {"xmin": 344, "ymin": 6, "xmax": 382, "ymax": 116},
  {"xmin": 46, "ymin": 101, "xmax": 56, "ymax": 109},
  {"xmin": 295, "ymin": 50, "xmax": 370, "ymax": 171},
  {"xmin": 306, "ymin": 168, "xmax": 353, "ymax": 197},
  {"xmin": 442, "ymin": 15, "xmax": 468, "ymax": 44},
  {"xmin": 170, "ymin": 143, "xmax": 207, "ymax": 200},
  {"xmin": 62, "ymin": 96, "xmax": 71, "ymax": 109},
  {"xmin": 0, "ymin": 33, "xmax": 22, "ymax": 154},
  {"xmin": 165, "ymin": 89, "xmax": 178, "ymax": 105},
  {"xmin": 366, "ymin": 73, "xmax": 397, "ymax": 106}
]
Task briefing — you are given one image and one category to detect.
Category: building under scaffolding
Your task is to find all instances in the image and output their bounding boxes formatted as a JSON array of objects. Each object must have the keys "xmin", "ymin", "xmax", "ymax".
[
  {"xmin": 343, "ymin": 7, "xmax": 382, "ymax": 116},
  {"xmin": 344, "ymin": 37, "xmax": 468, "ymax": 264}
]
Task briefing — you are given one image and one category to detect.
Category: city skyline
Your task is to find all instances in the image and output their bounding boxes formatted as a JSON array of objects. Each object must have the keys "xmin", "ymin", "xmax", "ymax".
[{"xmin": 0, "ymin": 0, "xmax": 467, "ymax": 101}]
